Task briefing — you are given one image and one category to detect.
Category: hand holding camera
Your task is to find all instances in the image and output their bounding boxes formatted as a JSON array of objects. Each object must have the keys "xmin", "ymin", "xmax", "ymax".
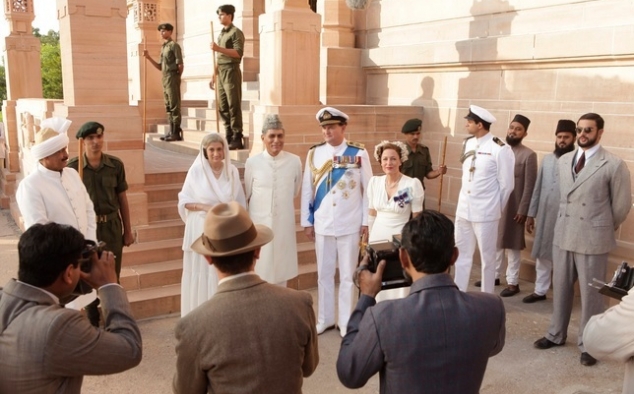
[
  {"xmin": 355, "ymin": 254, "xmax": 386, "ymax": 298},
  {"xmin": 78, "ymin": 241, "xmax": 118, "ymax": 290}
]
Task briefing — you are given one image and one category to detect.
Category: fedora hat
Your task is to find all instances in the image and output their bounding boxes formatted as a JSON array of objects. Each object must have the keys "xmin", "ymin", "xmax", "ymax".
[{"xmin": 191, "ymin": 201, "xmax": 273, "ymax": 257}]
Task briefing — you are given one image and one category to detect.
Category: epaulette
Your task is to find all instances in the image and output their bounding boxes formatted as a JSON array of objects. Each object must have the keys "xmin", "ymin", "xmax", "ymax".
[
  {"xmin": 347, "ymin": 141, "xmax": 365, "ymax": 149},
  {"xmin": 493, "ymin": 136, "xmax": 506, "ymax": 146},
  {"xmin": 309, "ymin": 141, "xmax": 326, "ymax": 150}
]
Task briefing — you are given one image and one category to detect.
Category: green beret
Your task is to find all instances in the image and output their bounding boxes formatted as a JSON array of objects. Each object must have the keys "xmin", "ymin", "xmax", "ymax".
[
  {"xmin": 76, "ymin": 122, "xmax": 105, "ymax": 139},
  {"xmin": 158, "ymin": 23, "xmax": 174, "ymax": 31},
  {"xmin": 401, "ymin": 118, "xmax": 422, "ymax": 134}
]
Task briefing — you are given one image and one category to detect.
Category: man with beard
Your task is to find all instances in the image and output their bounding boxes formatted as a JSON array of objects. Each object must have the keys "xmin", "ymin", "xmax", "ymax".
[
  {"xmin": 523, "ymin": 120, "xmax": 576, "ymax": 303},
  {"xmin": 488, "ymin": 114, "xmax": 537, "ymax": 297},
  {"xmin": 534, "ymin": 113, "xmax": 632, "ymax": 367}
]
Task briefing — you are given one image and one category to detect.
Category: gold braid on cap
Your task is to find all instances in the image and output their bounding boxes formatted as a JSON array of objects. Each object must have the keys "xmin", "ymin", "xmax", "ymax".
[{"xmin": 373, "ymin": 140, "xmax": 409, "ymax": 163}]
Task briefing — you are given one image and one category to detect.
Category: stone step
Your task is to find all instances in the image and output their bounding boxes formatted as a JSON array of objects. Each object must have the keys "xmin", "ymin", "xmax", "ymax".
[
  {"xmin": 146, "ymin": 133, "xmax": 250, "ymax": 163},
  {"xmin": 145, "ymin": 183, "xmax": 181, "ymax": 204},
  {"xmin": 145, "ymin": 171, "xmax": 187, "ymax": 186},
  {"xmin": 127, "ymin": 284, "xmax": 180, "ymax": 320},
  {"xmin": 122, "ymin": 238, "xmax": 183, "ymax": 266},
  {"xmin": 134, "ymin": 219, "xmax": 184, "ymax": 243},
  {"xmin": 120, "ymin": 260, "xmax": 183, "ymax": 291},
  {"xmin": 148, "ymin": 201, "xmax": 180, "ymax": 222}
]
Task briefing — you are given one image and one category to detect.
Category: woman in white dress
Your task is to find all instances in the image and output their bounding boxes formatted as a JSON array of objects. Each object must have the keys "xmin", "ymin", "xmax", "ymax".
[
  {"xmin": 368, "ymin": 141, "xmax": 424, "ymax": 301},
  {"xmin": 177, "ymin": 133, "xmax": 246, "ymax": 316}
]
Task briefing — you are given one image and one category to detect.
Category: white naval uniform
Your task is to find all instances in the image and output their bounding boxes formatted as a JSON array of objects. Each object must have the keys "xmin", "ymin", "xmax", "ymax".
[
  {"xmin": 300, "ymin": 139, "xmax": 372, "ymax": 332},
  {"xmin": 453, "ymin": 132, "xmax": 514, "ymax": 294}
]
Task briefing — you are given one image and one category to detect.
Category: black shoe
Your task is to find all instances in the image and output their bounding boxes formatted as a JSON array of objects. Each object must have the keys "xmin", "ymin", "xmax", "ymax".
[
  {"xmin": 500, "ymin": 285, "xmax": 520, "ymax": 297},
  {"xmin": 176, "ymin": 128, "xmax": 183, "ymax": 141},
  {"xmin": 523, "ymin": 293, "xmax": 547, "ymax": 303},
  {"xmin": 159, "ymin": 134, "xmax": 170, "ymax": 141},
  {"xmin": 534, "ymin": 337, "xmax": 564, "ymax": 349},
  {"xmin": 229, "ymin": 137, "xmax": 244, "ymax": 150},
  {"xmin": 474, "ymin": 278, "xmax": 500, "ymax": 287},
  {"xmin": 580, "ymin": 352, "xmax": 597, "ymax": 366}
]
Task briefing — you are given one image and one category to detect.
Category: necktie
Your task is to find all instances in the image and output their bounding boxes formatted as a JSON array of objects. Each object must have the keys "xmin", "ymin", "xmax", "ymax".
[{"xmin": 575, "ymin": 152, "xmax": 585, "ymax": 174}]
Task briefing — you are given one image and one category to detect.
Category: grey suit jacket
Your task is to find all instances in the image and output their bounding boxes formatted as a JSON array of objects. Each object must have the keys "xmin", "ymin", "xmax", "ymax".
[
  {"xmin": 337, "ymin": 273, "xmax": 506, "ymax": 394},
  {"xmin": 554, "ymin": 146, "xmax": 632, "ymax": 254},
  {"xmin": 0, "ymin": 280, "xmax": 142, "ymax": 394},
  {"xmin": 173, "ymin": 274, "xmax": 319, "ymax": 394}
]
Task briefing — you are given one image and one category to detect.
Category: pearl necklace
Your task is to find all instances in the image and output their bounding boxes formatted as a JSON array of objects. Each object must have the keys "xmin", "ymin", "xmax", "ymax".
[{"xmin": 385, "ymin": 175, "xmax": 401, "ymax": 189}]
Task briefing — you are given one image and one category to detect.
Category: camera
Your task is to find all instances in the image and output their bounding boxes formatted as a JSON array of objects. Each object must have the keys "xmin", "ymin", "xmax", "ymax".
[
  {"xmin": 71, "ymin": 240, "xmax": 107, "ymax": 297},
  {"xmin": 366, "ymin": 234, "xmax": 412, "ymax": 290},
  {"xmin": 592, "ymin": 261, "xmax": 634, "ymax": 300}
]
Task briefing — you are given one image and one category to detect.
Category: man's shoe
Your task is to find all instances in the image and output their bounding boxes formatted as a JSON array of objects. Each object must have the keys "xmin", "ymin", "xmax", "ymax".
[
  {"xmin": 580, "ymin": 352, "xmax": 597, "ymax": 366},
  {"xmin": 339, "ymin": 326, "xmax": 347, "ymax": 338},
  {"xmin": 474, "ymin": 278, "xmax": 500, "ymax": 287},
  {"xmin": 163, "ymin": 134, "xmax": 179, "ymax": 142},
  {"xmin": 534, "ymin": 337, "xmax": 564, "ymax": 349},
  {"xmin": 523, "ymin": 293, "xmax": 547, "ymax": 303},
  {"xmin": 316, "ymin": 323, "xmax": 335, "ymax": 335},
  {"xmin": 229, "ymin": 137, "xmax": 244, "ymax": 150},
  {"xmin": 500, "ymin": 284, "xmax": 520, "ymax": 297}
]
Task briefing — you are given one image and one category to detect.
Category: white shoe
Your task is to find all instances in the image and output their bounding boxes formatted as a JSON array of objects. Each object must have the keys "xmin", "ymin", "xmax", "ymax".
[
  {"xmin": 339, "ymin": 326, "xmax": 347, "ymax": 337},
  {"xmin": 316, "ymin": 323, "xmax": 335, "ymax": 335}
]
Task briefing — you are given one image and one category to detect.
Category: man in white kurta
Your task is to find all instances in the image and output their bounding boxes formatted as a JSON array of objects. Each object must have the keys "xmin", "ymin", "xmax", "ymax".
[
  {"xmin": 453, "ymin": 105, "xmax": 515, "ymax": 294},
  {"xmin": 245, "ymin": 115, "xmax": 302, "ymax": 286},
  {"xmin": 16, "ymin": 117, "xmax": 97, "ymax": 308},
  {"xmin": 300, "ymin": 107, "xmax": 372, "ymax": 337}
]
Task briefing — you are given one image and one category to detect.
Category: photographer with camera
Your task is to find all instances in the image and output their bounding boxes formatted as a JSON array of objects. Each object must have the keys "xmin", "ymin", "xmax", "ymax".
[
  {"xmin": 0, "ymin": 223, "xmax": 142, "ymax": 394},
  {"xmin": 337, "ymin": 211, "xmax": 506, "ymax": 393}
]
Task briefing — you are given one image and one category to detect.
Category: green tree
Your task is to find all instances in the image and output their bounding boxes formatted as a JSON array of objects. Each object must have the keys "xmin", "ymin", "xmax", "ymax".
[
  {"xmin": 0, "ymin": 62, "xmax": 7, "ymax": 101},
  {"xmin": 34, "ymin": 28, "xmax": 63, "ymax": 99}
]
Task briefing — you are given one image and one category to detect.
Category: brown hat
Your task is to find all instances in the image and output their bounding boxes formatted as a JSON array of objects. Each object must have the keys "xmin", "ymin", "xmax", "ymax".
[{"xmin": 190, "ymin": 202, "xmax": 273, "ymax": 257}]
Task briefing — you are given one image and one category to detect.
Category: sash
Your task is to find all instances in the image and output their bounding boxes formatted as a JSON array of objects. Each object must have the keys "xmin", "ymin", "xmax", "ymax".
[{"xmin": 308, "ymin": 145, "xmax": 361, "ymax": 224}]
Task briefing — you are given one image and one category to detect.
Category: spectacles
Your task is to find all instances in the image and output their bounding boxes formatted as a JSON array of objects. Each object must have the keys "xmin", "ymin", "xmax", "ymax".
[{"xmin": 575, "ymin": 127, "xmax": 595, "ymax": 134}]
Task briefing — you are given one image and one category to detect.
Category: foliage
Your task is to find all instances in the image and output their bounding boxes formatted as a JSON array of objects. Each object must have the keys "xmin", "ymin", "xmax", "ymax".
[
  {"xmin": 34, "ymin": 28, "xmax": 63, "ymax": 99},
  {"xmin": 0, "ymin": 62, "xmax": 6, "ymax": 102}
]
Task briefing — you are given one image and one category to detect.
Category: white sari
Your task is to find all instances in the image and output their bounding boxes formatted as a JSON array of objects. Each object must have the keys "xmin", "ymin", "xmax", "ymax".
[{"xmin": 177, "ymin": 148, "xmax": 246, "ymax": 317}]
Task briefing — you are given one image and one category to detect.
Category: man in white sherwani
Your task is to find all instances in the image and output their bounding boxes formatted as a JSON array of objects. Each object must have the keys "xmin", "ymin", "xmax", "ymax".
[
  {"xmin": 523, "ymin": 119, "xmax": 576, "ymax": 303},
  {"xmin": 245, "ymin": 114, "xmax": 303, "ymax": 287},
  {"xmin": 453, "ymin": 105, "xmax": 515, "ymax": 294},
  {"xmin": 301, "ymin": 107, "xmax": 372, "ymax": 337},
  {"xmin": 16, "ymin": 117, "xmax": 97, "ymax": 308}
]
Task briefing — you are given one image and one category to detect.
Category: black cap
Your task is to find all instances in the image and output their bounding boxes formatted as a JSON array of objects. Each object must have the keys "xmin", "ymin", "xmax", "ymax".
[
  {"xmin": 157, "ymin": 23, "xmax": 174, "ymax": 31},
  {"xmin": 511, "ymin": 114, "xmax": 531, "ymax": 131},
  {"xmin": 555, "ymin": 119, "xmax": 577, "ymax": 136},
  {"xmin": 401, "ymin": 118, "xmax": 422, "ymax": 134},
  {"xmin": 217, "ymin": 4, "xmax": 236, "ymax": 15},
  {"xmin": 76, "ymin": 122, "xmax": 104, "ymax": 139}
]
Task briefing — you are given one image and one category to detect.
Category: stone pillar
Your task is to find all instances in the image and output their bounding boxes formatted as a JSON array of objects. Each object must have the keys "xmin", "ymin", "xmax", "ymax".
[
  {"xmin": 259, "ymin": 0, "xmax": 321, "ymax": 106},
  {"xmin": 234, "ymin": 0, "xmax": 265, "ymax": 82},
  {"xmin": 318, "ymin": 0, "xmax": 364, "ymax": 104},
  {"xmin": 56, "ymin": 0, "xmax": 148, "ymax": 226},
  {"xmin": 1, "ymin": 0, "xmax": 43, "ymax": 206}
]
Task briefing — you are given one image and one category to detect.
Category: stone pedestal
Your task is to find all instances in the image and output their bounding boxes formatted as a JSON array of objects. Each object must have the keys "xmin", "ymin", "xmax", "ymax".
[
  {"xmin": 56, "ymin": 0, "xmax": 148, "ymax": 226},
  {"xmin": 258, "ymin": 0, "xmax": 321, "ymax": 106},
  {"xmin": 318, "ymin": 0, "xmax": 365, "ymax": 104}
]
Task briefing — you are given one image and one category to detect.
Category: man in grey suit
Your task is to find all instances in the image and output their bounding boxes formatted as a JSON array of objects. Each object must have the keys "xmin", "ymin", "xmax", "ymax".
[
  {"xmin": 173, "ymin": 201, "xmax": 319, "ymax": 394},
  {"xmin": 0, "ymin": 223, "xmax": 142, "ymax": 394},
  {"xmin": 337, "ymin": 211, "xmax": 506, "ymax": 394},
  {"xmin": 534, "ymin": 113, "xmax": 632, "ymax": 367}
]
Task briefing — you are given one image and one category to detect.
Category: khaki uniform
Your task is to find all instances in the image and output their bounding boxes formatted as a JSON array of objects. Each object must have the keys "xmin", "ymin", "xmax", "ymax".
[
  {"xmin": 217, "ymin": 24, "xmax": 244, "ymax": 140},
  {"xmin": 68, "ymin": 154, "xmax": 128, "ymax": 277},
  {"xmin": 160, "ymin": 39, "xmax": 183, "ymax": 130},
  {"xmin": 402, "ymin": 144, "xmax": 433, "ymax": 189}
]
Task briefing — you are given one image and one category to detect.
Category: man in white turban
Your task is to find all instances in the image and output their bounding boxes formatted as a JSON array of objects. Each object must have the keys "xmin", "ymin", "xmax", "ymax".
[{"xmin": 17, "ymin": 117, "xmax": 96, "ymax": 242}]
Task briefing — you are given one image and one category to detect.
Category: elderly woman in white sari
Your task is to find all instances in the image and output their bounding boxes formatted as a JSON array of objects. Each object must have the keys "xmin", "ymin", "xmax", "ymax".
[{"xmin": 177, "ymin": 133, "xmax": 246, "ymax": 316}]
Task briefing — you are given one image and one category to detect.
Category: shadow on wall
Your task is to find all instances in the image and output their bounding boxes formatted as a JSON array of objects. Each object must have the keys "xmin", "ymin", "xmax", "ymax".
[{"xmin": 411, "ymin": 77, "xmax": 451, "ymax": 136}]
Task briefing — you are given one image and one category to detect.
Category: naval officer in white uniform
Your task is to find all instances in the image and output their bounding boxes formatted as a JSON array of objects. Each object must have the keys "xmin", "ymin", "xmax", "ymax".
[
  {"xmin": 453, "ymin": 105, "xmax": 515, "ymax": 294},
  {"xmin": 300, "ymin": 107, "xmax": 372, "ymax": 337}
]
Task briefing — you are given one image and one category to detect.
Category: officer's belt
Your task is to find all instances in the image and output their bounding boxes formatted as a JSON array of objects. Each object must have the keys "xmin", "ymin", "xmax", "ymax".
[{"xmin": 96, "ymin": 212, "xmax": 119, "ymax": 224}]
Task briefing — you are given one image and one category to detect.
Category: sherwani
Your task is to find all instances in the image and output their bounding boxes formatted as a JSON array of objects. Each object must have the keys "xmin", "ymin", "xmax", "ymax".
[
  {"xmin": 584, "ymin": 287, "xmax": 634, "ymax": 394},
  {"xmin": 527, "ymin": 153, "xmax": 560, "ymax": 295},
  {"xmin": 16, "ymin": 162, "xmax": 96, "ymax": 242},
  {"xmin": 245, "ymin": 150, "xmax": 302, "ymax": 284},
  {"xmin": 546, "ymin": 146, "xmax": 632, "ymax": 351},
  {"xmin": 300, "ymin": 139, "xmax": 372, "ymax": 332},
  {"xmin": 453, "ymin": 133, "xmax": 515, "ymax": 294},
  {"xmin": 495, "ymin": 143, "xmax": 537, "ymax": 285}
]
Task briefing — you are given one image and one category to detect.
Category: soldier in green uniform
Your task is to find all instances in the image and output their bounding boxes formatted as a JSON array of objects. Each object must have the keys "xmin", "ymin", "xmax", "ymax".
[
  {"xmin": 400, "ymin": 118, "xmax": 447, "ymax": 206},
  {"xmin": 211, "ymin": 5, "xmax": 245, "ymax": 150},
  {"xmin": 68, "ymin": 122, "xmax": 135, "ymax": 326},
  {"xmin": 143, "ymin": 23, "xmax": 184, "ymax": 142}
]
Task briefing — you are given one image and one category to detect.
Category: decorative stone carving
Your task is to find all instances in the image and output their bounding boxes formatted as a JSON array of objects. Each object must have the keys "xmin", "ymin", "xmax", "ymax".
[
  {"xmin": 132, "ymin": 1, "xmax": 158, "ymax": 24},
  {"xmin": 7, "ymin": 0, "xmax": 28, "ymax": 13}
]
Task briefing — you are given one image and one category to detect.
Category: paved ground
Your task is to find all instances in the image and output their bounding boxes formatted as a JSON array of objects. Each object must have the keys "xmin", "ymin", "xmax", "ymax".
[{"xmin": 0, "ymin": 209, "xmax": 624, "ymax": 393}]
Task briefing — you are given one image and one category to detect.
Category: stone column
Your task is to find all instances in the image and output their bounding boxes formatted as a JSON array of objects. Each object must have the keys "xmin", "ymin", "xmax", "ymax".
[
  {"xmin": 318, "ymin": 0, "xmax": 364, "ymax": 104},
  {"xmin": 234, "ymin": 0, "xmax": 265, "ymax": 82},
  {"xmin": 55, "ymin": 0, "xmax": 148, "ymax": 226},
  {"xmin": 1, "ymin": 0, "xmax": 42, "ymax": 207}
]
